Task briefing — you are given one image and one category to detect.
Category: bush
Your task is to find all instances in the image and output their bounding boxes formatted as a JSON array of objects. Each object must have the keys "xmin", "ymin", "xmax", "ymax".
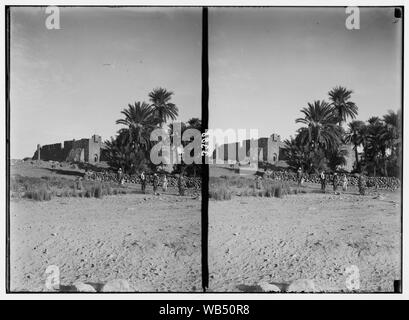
[
  {"xmin": 209, "ymin": 187, "xmax": 232, "ymax": 201},
  {"xmin": 274, "ymin": 186, "xmax": 282, "ymax": 198},
  {"xmin": 93, "ymin": 184, "xmax": 103, "ymax": 198},
  {"xmin": 24, "ymin": 187, "xmax": 52, "ymax": 201},
  {"xmin": 12, "ymin": 175, "xmax": 125, "ymax": 200}
]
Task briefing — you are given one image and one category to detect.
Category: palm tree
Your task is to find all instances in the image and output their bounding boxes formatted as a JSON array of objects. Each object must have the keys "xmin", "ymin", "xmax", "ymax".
[
  {"xmin": 104, "ymin": 131, "xmax": 147, "ymax": 173},
  {"xmin": 148, "ymin": 87, "xmax": 178, "ymax": 127},
  {"xmin": 115, "ymin": 101, "xmax": 155, "ymax": 151},
  {"xmin": 382, "ymin": 109, "xmax": 401, "ymax": 177},
  {"xmin": 283, "ymin": 136, "xmax": 312, "ymax": 171},
  {"xmin": 168, "ymin": 121, "xmax": 187, "ymax": 149},
  {"xmin": 365, "ymin": 116, "xmax": 388, "ymax": 176},
  {"xmin": 326, "ymin": 148, "xmax": 348, "ymax": 172},
  {"xmin": 345, "ymin": 120, "xmax": 365, "ymax": 172},
  {"xmin": 296, "ymin": 100, "xmax": 343, "ymax": 153},
  {"xmin": 381, "ymin": 110, "xmax": 399, "ymax": 158},
  {"xmin": 186, "ymin": 117, "xmax": 202, "ymax": 131},
  {"xmin": 328, "ymin": 86, "xmax": 358, "ymax": 125}
]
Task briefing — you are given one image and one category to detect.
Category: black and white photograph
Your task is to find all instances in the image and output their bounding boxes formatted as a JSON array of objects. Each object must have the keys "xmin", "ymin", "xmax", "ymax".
[
  {"xmin": 3, "ymin": 1, "xmax": 408, "ymax": 304},
  {"xmin": 207, "ymin": 7, "xmax": 402, "ymax": 293},
  {"xmin": 7, "ymin": 6, "xmax": 202, "ymax": 292}
]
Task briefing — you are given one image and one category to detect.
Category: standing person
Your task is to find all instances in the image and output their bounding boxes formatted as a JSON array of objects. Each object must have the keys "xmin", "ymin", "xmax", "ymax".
[
  {"xmin": 140, "ymin": 171, "xmax": 146, "ymax": 193},
  {"xmin": 296, "ymin": 167, "xmax": 303, "ymax": 188},
  {"xmin": 358, "ymin": 174, "xmax": 366, "ymax": 195},
  {"xmin": 117, "ymin": 168, "xmax": 123, "ymax": 185},
  {"xmin": 255, "ymin": 176, "xmax": 262, "ymax": 189},
  {"xmin": 342, "ymin": 174, "xmax": 348, "ymax": 192},
  {"xmin": 320, "ymin": 170, "xmax": 326, "ymax": 191},
  {"xmin": 153, "ymin": 173, "xmax": 159, "ymax": 195},
  {"xmin": 162, "ymin": 174, "xmax": 168, "ymax": 192},
  {"xmin": 333, "ymin": 172, "xmax": 339, "ymax": 192},
  {"xmin": 178, "ymin": 173, "xmax": 185, "ymax": 196}
]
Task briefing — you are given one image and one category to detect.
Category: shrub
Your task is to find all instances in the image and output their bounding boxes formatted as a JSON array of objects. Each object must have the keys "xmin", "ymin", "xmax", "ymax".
[
  {"xmin": 105, "ymin": 185, "xmax": 113, "ymax": 195},
  {"xmin": 85, "ymin": 188, "xmax": 92, "ymax": 198},
  {"xmin": 210, "ymin": 187, "xmax": 232, "ymax": 201},
  {"xmin": 93, "ymin": 184, "xmax": 103, "ymax": 198},
  {"xmin": 274, "ymin": 186, "xmax": 282, "ymax": 198},
  {"xmin": 24, "ymin": 186, "xmax": 52, "ymax": 201},
  {"xmin": 60, "ymin": 188, "xmax": 72, "ymax": 197}
]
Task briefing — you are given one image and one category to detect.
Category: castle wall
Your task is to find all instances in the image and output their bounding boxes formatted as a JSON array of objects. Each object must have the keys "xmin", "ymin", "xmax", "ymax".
[
  {"xmin": 33, "ymin": 135, "xmax": 102, "ymax": 164},
  {"xmin": 213, "ymin": 133, "xmax": 282, "ymax": 165},
  {"xmin": 32, "ymin": 143, "xmax": 65, "ymax": 162}
]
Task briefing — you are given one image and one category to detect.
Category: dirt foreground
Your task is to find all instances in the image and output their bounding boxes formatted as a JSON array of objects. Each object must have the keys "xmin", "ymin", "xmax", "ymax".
[
  {"xmin": 10, "ymin": 193, "xmax": 201, "ymax": 292},
  {"xmin": 209, "ymin": 190, "xmax": 401, "ymax": 292}
]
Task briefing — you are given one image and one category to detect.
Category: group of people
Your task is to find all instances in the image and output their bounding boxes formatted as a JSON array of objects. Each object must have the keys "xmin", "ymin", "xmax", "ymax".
[
  {"xmin": 318, "ymin": 170, "xmax": 348, "ymax": 193},
  {"xmin": 139, "ymin": 171, "xmax": 168, "ymax": 194},
  {"xmin": 117, "ymin": 168, "xmax": 186, "ymax": 196},
  {"xmin": 295, "ymin": 167, "xmax": 348, "ymax": 193}
]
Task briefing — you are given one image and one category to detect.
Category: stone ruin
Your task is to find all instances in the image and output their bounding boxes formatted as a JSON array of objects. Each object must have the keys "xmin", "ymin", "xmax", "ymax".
[
  {"xmin": 212, "ymin": 133, "xmax": 285, "ymax": 166},
  {"xmin": 32, "ymin": 134, "xmax": 103, "ymax": 164},
  {"xmin": 212, "ymin": 132, "xmax": 356, "ymax": 172}
]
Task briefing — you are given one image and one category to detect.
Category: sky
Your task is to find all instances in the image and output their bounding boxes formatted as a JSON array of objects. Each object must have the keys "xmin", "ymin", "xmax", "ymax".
[
  {"xmin": 10, "ymin": 7, "xmax": 202, "ymax": 159},
  {"xmin": 209, "ymin": 7, "xmax": 402, "ymax": 145}
]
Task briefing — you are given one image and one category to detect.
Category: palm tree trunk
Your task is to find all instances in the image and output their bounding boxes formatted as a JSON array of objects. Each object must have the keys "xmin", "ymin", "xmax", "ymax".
[
  {"xmin": 354, "ymin": 144, "xmax": 359, "ymax": 172},
  {"xmin": 384, "ymin": 157, "xmax": 388, "ymax": 177}
]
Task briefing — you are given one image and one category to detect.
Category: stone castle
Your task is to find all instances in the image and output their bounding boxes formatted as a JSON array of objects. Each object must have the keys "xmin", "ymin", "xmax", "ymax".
[
  {"xmin": 33, "ymin": 135, "xmax": 103, "ymax": 164},
  {"xmin": 212, "ymin": 133, "xmax": 285, "ymax": 165},
  {"xmin": 212, "ymin": 133, "xmax": 356, "ymax": 172}
]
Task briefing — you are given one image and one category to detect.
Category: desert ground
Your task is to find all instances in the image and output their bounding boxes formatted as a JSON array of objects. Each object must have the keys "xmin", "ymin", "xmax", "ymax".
[
  {"xmin": 9, "ymin": 161, "xmax": 201, "ymax": 292},
  {"xmin": 208, "ymin": 171, "xmax": 401, "ymax": 292}
]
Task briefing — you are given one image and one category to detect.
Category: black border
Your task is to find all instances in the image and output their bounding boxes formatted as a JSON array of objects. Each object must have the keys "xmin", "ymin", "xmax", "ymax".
[
  {"xmin": 5, "ymin": 5, "xmax": 10, "ymax": 294},
  {"xmin": 400, "ymin": 4, "xmax": 404, "ymax": 296},
  {"xmin": 201, "ymin": 7, "xmax": 209, "ymax": 292},
  {"xmin": 5, "ymin": 5, "xmax": 404, "ymax": 295}
]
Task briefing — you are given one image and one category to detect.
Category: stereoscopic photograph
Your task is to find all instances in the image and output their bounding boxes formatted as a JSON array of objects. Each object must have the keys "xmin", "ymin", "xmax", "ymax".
[
  {"xmin": 6, "ymin": 5, "xmax": 404, "ymax": 296},
  {"xmin": 8, "ymin": 6, "xmax": 202, "ymax": 292},
  {"xmin": 207, "ymin": 7, "xmax": 402, "ymax": 292}
]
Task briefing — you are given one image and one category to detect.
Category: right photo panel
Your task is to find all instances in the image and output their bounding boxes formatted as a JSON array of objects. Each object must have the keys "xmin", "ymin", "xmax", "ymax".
[{"xmin": 207, "ymin": 7, "xmax": 402, "ymax": 293}]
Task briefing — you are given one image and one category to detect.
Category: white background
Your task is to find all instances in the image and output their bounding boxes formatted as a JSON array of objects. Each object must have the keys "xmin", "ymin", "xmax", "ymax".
[{"xmin": 0, "ymin": 0, "xmax": 407, "ymax": 300}]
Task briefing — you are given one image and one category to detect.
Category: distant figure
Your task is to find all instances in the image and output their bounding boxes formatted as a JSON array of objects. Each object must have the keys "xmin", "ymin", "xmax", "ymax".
[
  {"xmin": 84, "ymin": 169, "xmax": 89, "ymax": 181},
  {"xmin": 75, "ymin": 177, "xmax": 83, "ymax": 191},
  {"xmin": 153, "ymin": 173, "xmax": 159, "ymax": 194},
  {"xmin": 320, "ymin": 170, "xmax": 326, "ymax": 191},
  {"xmin": 178, "ymin": 174, "xmax": 185, "ymax": 196},
  {"xmin": 162, "ymin": 174, "xmax": 168, "ymax": 192},
  {"xmin": 255, "ymin": 176, "xmax": 263, "ymax": 189},
  {"xmin": 140, "ymin": 171, "xmax": 146, "ymax": 193},
  {"xmin": 342, "ymin": 174, "xmax": 348, "ymax": 192},
  {"xmin": 117, "ymin": 168, "xmax": 123, "ymax": 184},
  {"xmin": 297, "ymin": 167, "xmax": 303, "ymax": 187},
  {"xmin": 358, "ymin": 175, "xmax": 366, "ymax": 195},
  {"xmin": 333, "ymin": 172, "xmax": 339, "ymax": 192}
]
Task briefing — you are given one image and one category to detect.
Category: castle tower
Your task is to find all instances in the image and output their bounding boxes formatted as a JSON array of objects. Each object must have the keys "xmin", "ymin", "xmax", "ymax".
[
  {"xmin": 88, "ymin": 134, "xmax": 102, "ymax": 163},
  {"xmin": 37, "ymin": 144, "xmax": 41, "ymax": 161},
  {"xmin": 266, "ymin": 133, "xmax": 281, "ymax": 164}
]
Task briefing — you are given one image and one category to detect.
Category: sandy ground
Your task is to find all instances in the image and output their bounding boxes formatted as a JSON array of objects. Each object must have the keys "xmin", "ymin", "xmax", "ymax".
[
  {"xmin": 209, "ymin": 189, "xmax": 401, "ymax": 292},
  {"xmin": 10, "ymin": 193, "xmax": 201, "ymax": 292}
]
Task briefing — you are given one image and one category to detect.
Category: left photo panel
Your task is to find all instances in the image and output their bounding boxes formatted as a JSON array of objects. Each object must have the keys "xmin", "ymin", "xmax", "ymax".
[{"xmin": 7, "ymin": 6, "xmax": 202, "ymax": 292}]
